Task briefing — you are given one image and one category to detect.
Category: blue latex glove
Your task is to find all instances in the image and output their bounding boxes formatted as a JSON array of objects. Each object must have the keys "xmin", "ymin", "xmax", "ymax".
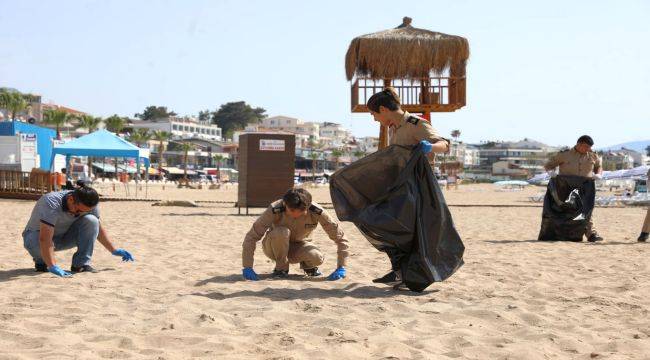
[
  {"xmin": 417, "ymin": 140, "xmax": 433, "ymax": 154},
  {"xmin": 112, "ymin": 249, "xmax": 134, "ymax": 262},
  {"xmin": 242, "ymin": 267, "xmax": 259, "ymax": 281},
  {"xmin": 48, "ymin": 265, "xmax": 72, "ymax": 277},
  {"xmin": 327, "ymin": 267, "xmax": 346, "ymax": 281}
]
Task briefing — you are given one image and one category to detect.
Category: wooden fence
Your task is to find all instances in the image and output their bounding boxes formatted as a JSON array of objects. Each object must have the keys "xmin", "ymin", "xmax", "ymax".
[{"xmin": 0, "ymin": 170, "xmax": 54, "ymax": 200}]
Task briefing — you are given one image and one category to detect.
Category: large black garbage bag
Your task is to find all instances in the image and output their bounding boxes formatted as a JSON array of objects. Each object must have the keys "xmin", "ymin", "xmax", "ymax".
[
  {"xmin": 329, "ymin": 145, "xmax": 464, "ymax": 292},
  {"xmin": 538, "ymin": 175, "xmax": 596, "ymax": 241}
]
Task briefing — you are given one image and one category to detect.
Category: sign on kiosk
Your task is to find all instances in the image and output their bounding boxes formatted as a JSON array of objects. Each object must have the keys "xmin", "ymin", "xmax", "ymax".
[{"xmin": 259, "ymin": 139, "xmax": 285, "ymax": 151}]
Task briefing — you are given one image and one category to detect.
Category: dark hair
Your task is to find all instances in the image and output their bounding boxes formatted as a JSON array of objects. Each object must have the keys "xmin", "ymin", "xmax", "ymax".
[
  {"xmin": 282, "ymin": 188, "xmax": 312, "ymax": 210},
  {"xmin": 72, "ymin": 184, "xmax": 99, "ymax": 207},
  {"xmin": 367, "ymin": 87, "xmax": 401, "ymax": 112},
  {"xmin": 576, "ymin": 135, "xmax": 594, "ymax": 146}
]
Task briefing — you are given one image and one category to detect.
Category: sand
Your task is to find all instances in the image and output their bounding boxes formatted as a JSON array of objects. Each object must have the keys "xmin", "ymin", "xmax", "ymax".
[{"xmin": 1, "ymin": 184, "xmax": 649, "ymax": 359}]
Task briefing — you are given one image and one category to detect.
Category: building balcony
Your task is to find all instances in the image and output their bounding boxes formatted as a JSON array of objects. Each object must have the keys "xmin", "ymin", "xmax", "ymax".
[{"xmin": 351, "ymin": 77, "xmax": 466, "ymax": 113}]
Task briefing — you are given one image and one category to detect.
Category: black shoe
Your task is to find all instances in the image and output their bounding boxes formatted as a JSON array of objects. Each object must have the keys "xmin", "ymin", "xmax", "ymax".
[
  {"xmin": 70, "ymin": 265, "xmax": 97, "ymax": 273},
  {"xmin": 272, "ymin": 269, "xmax": 289, "ymax": 278},
  {"xmin": 638, "ymin": 232, "xmax": 649, "ymax": 242},
  {"xmin": 304, "ymin": 267, "xmax": 322, "ymax": 277},
  {"xmin": 35, "ymin": 263, "xmax": 47, "ymax": 272},
  {"xmin": 587, "ymin": 234, "xmax": 604, "ymax": 242},
  {"xmin": 372, "ymin": 270, "xmax": 402, "ymax": 285}
]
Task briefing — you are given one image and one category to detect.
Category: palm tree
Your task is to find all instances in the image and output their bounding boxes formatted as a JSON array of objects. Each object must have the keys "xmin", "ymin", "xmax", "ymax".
[
  {"xmin": 152, "ymin": 130, "xmax": 171, "ymax": 178},
  {"xmin": 104, "ymin": 115, "xmax": 126, "ymax": 133},
  {"xmin": 43, "ymin": 109, "xmax": 70, "ymax": 140},
  {"xmin": 0, "ymin": 91, "xmax": 29, "ymax": 120},
  {"xmin": 76, "ymin": 115, "xmax": 103, "ymax": 177},
  {"xmin": 213, "ymin": 154, "xmax": 225, "ymax": 181},
  {"xmin": 308, "ymin": 151, "xmax": 319, "ymax": 181},
  {"xmin": 129, "ymin": 128, "xmax": 152, "ymax": 147},
  {"xmin": 451, "ymin": 129, "xmax": 461, "ymax": 141},
  {"xmin": 181, "ymin": 142, "xmax": 193, "ymax": 182},
  {"xmin": 353, "ymin": 150, "xmax": 366, "ymax": 160},
  {"xmin": 331, "ymin": 148, "xmax": 343, "ymax": 170}
]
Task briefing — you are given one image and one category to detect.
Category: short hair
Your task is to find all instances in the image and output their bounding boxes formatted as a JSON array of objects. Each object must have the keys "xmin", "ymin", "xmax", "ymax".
[
  {"xmin": 576, "ymin": 135, "xmax": 594, "ymax": 146},
  {"xmin": 72, "ymin": 184, "xmax": 99, "ymax": 207},
  {"xmin": 282, "ymin": 188, "xmax": 312, "ymax": 210},
  {"xmin": 367, "ymin": 87, "xmax": 401, "ymax": 112}
]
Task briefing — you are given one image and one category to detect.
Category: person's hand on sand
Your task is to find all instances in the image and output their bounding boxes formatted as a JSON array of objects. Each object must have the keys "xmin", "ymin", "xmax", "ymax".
[
  {"xmin": 48, "ymin": 264, "xmax": 72, "ymax": 277},
  {"xmin": 242, "ymin": 267, "xmax": 259, "ymax": 281},
  {"xmin": 417, "ymin": 140, "xmax": 433, "ymax": 154},
  {"xmin": 327, "ymin": 267, "xmax": 346, "ymax": 281},
  {"xmin": 112, "ymin": 249, "xmax": 134, "ymax": 262}
]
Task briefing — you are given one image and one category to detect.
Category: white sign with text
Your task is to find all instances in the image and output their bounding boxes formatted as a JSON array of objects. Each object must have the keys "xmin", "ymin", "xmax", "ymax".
[{"xmin": 259, "ymin": 139, "xmax": 285, "ymax": 151}]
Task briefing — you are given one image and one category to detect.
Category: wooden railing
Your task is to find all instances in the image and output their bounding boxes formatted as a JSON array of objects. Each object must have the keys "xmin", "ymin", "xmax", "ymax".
[
  {"xmin": 351, "ymin": 77, "xmax": 466, "ymax": 113},
  {"xmin": 0, "ymin": 170, "xmax": 54, "ymax": 199}
]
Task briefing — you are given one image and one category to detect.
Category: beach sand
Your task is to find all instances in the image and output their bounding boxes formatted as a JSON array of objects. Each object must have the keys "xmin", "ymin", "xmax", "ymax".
[{"xmin": 1, "ymin": 184, "xmax": 649, "ymax": 359}]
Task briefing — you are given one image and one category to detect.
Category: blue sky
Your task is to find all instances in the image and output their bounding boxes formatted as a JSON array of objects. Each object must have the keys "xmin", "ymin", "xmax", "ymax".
[{"xmin": 1, "ymin": 0, "xmax": 648, "ymax": 147}]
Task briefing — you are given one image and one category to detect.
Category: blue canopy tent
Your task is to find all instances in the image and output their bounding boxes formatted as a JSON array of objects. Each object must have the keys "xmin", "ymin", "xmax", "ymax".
[{"xmin": 50, "ymin": 129, "xmax": 151, "ymax": 196}]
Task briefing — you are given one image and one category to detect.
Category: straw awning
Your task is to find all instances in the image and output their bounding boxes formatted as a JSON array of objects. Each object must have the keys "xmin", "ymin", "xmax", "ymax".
[{"xmin": 345, "ymin": 17, "xmax": 470, "ymax": 80}]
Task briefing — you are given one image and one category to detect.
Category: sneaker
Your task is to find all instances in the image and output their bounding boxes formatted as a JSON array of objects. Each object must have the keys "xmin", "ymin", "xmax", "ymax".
[
  {"xmin": 638, "ymin": 232, "xmax": 649, "ymax": 242},
  {"xmin": 304, "ymin": 267, "xmax": 322, "ymax": 277},
  {"xmin": 372, "ymin": 270, "xmax": 402, "ymax": 285},
  {"xmin": 587, "ymin": 234, "xmax": 604, "ymax": 242},
  {"xmin": 34, "ymin": 263, "xmax": 48, "ymax": 272},
  {"xmin": 272, "ymin": 269, "xmax": 289, "ymax": 278},
  {"xmin": 70, "ymin": 265, "xmax": 97, "ymax": 273}
]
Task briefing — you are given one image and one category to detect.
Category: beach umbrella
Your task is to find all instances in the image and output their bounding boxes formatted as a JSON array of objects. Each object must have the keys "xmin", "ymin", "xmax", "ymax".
[{"xmin": 345, "ymin": 17, "xmax": 470, "ymax": 81}]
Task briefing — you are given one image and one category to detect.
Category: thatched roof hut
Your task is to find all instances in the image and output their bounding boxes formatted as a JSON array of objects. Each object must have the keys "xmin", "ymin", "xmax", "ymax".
[{"xmin": 345, "ymin": 17, "xmax": 470, "ymax": 81}]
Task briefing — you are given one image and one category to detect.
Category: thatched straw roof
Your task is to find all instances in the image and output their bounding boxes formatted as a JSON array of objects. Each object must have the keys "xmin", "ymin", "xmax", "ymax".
[{"xmin": 345, "ymin": 17, "xmax": 470, "ymax": 81}]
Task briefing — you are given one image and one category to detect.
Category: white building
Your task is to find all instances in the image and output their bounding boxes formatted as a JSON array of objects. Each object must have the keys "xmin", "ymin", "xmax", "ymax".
[
  {"xmin": 357, "ymin": 136, "xmax": 379, "ymax": 154},
  {"xmin": 261, "ymin": 115, "xmax": 321, "ymax": 147},
  {"xmin": 319, "ymin": 122, "xmax": 351, "ymax": 147},
  {"xmin": 131, "ymin": 116, "xmax": 222, "ymax": 141}
]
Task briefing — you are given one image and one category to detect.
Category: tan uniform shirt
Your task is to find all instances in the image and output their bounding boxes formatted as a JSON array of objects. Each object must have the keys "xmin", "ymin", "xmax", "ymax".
[
  {"xmin": 544, "ymin": 147, "xmax": 602, "ymax": 178},
  {"xmin": 242, "ymin": 200, "xmax": 350, "ymax": 268},
  {"xmin": 389, "ymin": 111, "xmax": 449, "ymax": 164}
]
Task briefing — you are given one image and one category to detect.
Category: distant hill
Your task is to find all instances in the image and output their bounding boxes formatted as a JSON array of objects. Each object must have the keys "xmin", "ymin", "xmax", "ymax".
[{"xmin": 600, "ymin": 140, "xmax": 650, "ymax": 153}]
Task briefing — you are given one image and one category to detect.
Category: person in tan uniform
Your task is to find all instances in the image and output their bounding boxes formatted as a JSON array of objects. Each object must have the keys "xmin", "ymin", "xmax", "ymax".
[
  {"xmin": 638, "ymin": 168, "xmax": 650, "ymax": 242},
  {"xmin": 544, "ymin": 135, "xmax": 604, "ymax": 242},
  {"xmin": 241, "ymin": 188, "xmax": 349, "ymax": 280},
  {"xmin": 365, "ymin": 88, "xmax": 451, "ymax": 287}
]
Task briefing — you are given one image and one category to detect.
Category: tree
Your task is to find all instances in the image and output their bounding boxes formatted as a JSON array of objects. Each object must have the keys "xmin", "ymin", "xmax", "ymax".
[
  {"xmin": 213, "ymin": 154, "xmax": 225, "ymax": 180},
  {"xmin": 353, "ymin": 150, "xmax": 367, "ymax": 160},
  {"xmin": 43, "ymin": 109, "xmax": 70, "ymax": 140},
  {"xmin": 129, "ymin": 128, "xmax": 152, "ymax": 147},
  {"xmin": 104, "ymin": 115, "xmax": 126, "ymax": 133},
  {"xmin": 152, "ymin": 131, "xmax": 171, "ymax": 178},
  {"xmin": 451, "ymin": 129, "xmax": 461, "ymax": 141},
  {"xmin": 181, "ymin": 142, "xmax": 193, "ymax": 182},
  {"xmin": 308, "ymin": 152, "xmax": 319, "ymax": 180},
  {"xmin": 211, "ymin": 101, "xmax": 266, "ymax": 139},
  {"xmin": 135, "ymin": 106, "xmax": 176, "ymax": 120},
  {"xmin": 646, "ymin": 145, "xmax": 650, "ymax": 157},
  {"xmin": 198, "ymin": 109, "xmax": 211, "ymax": 122},
  {"xmin": 76, "ymin": 115, "xmax": 103, "ymax": 177},
  {"xmin": 331, "ymin": 149, "xmax": 343, "ymax": 170},
  {"xmin": 0, "ymin": 90, "xmax": 28, "ymax": 120}
]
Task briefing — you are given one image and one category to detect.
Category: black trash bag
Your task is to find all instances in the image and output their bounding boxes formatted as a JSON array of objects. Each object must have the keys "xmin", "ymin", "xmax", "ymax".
[
  {"xmin": 329, "ymin": 145, "xmax": 464, "ymax": 292},
  {"xmin": 538, "ymin": 175, "xmax": 596, "ymax": 241}
]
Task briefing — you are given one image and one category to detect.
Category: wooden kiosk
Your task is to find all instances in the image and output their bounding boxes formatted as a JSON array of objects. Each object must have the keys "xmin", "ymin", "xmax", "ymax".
[
  {"xmin": 237, "ymin": 133, "xmax": 295, "ymax": 214},
  {"xmin": 346, "ymin": 17, "xmax": 470, "ymax": 149}
]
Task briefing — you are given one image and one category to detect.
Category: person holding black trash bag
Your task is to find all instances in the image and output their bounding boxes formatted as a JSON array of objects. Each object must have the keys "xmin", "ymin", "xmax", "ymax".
[
  {"xmin": 366, "ymin": 88, "xmax": 451, "ymax": 287},
  {"xmin": 544, "ymin": 135, "xmax": 604, "ymax": 242}
]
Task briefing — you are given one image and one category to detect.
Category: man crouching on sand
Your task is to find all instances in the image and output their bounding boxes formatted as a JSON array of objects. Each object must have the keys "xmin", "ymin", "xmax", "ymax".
[
  {"xmin": 22, "ymin": 184, "xmax": 134, "ymax": 277},
  {"xmin": 241, "ymin": 188, "xmax": 349, "ymax": 281}
]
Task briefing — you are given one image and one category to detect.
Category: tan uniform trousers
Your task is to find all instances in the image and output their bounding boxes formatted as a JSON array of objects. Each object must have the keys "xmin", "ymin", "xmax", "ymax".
[
  {"xmin": 586, "ymin": 218, "xmax": 598, "ymax": 237},
  {"xmin": 262, "ymin": 227, "xmax": 324, "ymax": 271},
  {"xmin": 643, "ymin": 208, "xmax": 650, "ymax": 233}
]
